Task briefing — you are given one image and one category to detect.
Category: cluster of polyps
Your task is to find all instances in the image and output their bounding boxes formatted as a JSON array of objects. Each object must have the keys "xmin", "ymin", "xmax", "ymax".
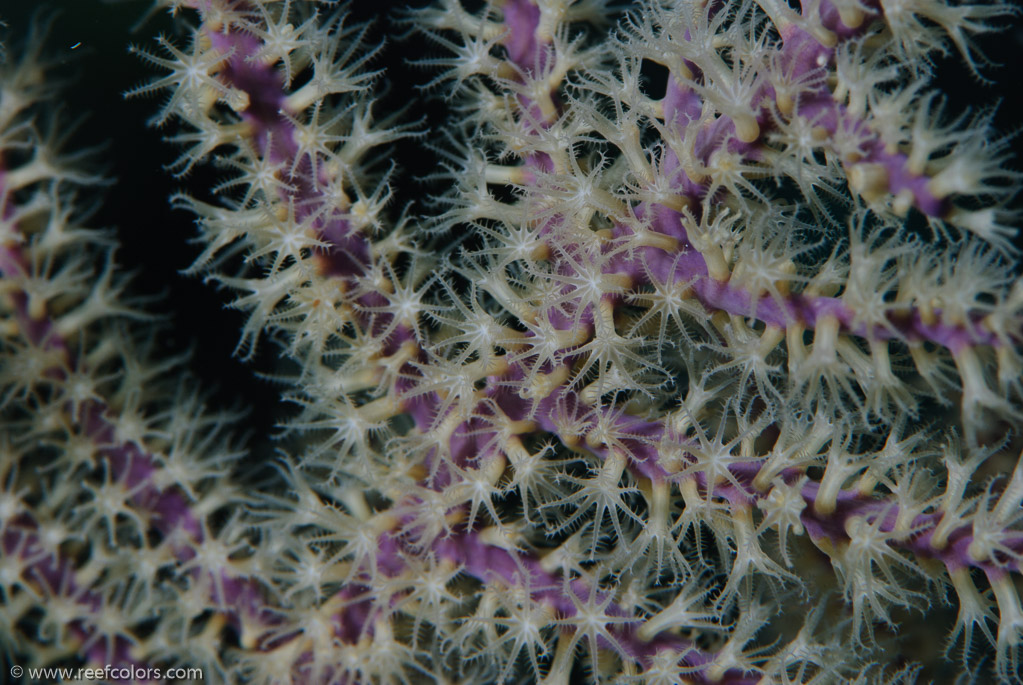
[{"xmin": 2, "ymin": 0, "xmax": 1022, "ymax": 682}]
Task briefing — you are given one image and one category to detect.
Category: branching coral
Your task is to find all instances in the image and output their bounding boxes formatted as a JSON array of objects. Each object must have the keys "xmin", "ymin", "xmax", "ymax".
[{"xmin": 1, "ymin": 0, "xmax": 1022, "ymax": 683}]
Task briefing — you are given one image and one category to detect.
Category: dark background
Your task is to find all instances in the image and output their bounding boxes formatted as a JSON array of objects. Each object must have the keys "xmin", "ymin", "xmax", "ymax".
[{"xmin": 1, "ymin": 0, "xmax": 442, "ymax": 443}]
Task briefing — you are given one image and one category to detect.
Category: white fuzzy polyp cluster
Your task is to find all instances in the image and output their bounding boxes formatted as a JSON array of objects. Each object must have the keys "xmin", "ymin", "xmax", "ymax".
[{"xmin": 1, "ymin": 0, "xmax": 1023, "ymax": 682}]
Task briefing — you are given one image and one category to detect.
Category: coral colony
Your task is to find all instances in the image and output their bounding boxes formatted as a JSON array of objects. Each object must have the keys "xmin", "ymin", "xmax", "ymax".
[{"xmin": 2, "ymin": 0, "xmax": 1023, "ymax": 682}]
